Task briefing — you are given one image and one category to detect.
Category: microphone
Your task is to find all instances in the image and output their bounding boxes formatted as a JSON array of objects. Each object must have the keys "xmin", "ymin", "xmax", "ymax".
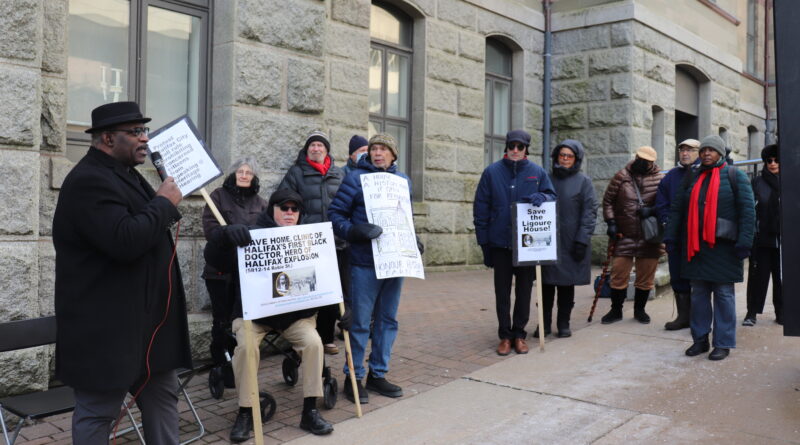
[{"xmin": 150, "ymin": 151, "xmax": 168, "ymax": 181}]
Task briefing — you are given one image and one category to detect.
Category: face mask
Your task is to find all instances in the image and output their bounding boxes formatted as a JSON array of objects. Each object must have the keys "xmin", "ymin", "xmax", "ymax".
[{"xmin": 630, "ymin": 158, "xmax": 651, "ymax": 175}]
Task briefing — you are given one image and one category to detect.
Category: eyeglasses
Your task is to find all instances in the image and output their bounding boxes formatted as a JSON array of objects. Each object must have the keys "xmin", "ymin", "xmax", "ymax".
[
  {"xmin": 278, "ymin": 205, "xmax": 299, "ymax": 213},
  {"xmin": 558, "ymin": 153, "xmax": 575, "ymax": 159},
  {"xmin": 765, "ymin": 158, "xmax": 779, "ymax": 165},
  {"xmin": 107, "ymin": 127, "xmax": 150, "ymax": 137},
  {"xmin": 507, "ymin": 143, "xmax": 526, "ymax": 151}
]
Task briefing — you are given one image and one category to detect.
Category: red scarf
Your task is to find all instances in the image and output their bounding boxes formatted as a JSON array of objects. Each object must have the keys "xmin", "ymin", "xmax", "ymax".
[
  {"xmin": 307, "ymin": 155, "xmax": 331, "ymax": 176},
  {"xmin": 686, "ymin": 164, "xmax": 724, "ymax": 261}
]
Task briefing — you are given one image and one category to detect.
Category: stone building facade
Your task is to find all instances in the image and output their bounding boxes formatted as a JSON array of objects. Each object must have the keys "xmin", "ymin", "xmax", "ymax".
[{"xmin": 0, "ymin": 0, "xmax": 775, "ymax": 394}]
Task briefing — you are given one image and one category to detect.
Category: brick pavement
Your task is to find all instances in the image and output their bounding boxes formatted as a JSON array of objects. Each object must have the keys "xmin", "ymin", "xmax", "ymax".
[{"xmin": 12, "ymin": 268, "xmax": 613, "ymax": 444}]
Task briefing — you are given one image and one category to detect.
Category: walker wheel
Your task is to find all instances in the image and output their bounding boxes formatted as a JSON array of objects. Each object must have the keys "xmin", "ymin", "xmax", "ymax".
[
  {"xmin": 282, "ymin": 357, "xmax": 299, "ymax": 386},
  {"xmin": 259, "ymin": 392, "xmax": 276, "ymax": 422},
  {"xmin": 323, "ymin": 377, "xmax": 338, "ymax": 409},
  {"xmin": 208, "ymin": 366, "xmax": 225, "ymax": 399}
]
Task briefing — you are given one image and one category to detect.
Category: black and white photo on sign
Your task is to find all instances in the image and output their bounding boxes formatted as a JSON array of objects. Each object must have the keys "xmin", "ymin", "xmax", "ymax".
[
  {"xmin": 146, "ymin": 116, "xmax": 222, "ymax": 197},
  {"xmin": 238, "ymin": 222, "xmax": 342, "ymax": 319},
  {"xmin": 360, "ymin": 172, "xmax": 425, "ymax": 279}
]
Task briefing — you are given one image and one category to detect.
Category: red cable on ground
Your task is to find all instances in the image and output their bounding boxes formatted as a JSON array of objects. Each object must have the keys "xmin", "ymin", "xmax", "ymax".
[{"xmin": 112, "ymin": 221, "xmax": 181, "ymax": 444}]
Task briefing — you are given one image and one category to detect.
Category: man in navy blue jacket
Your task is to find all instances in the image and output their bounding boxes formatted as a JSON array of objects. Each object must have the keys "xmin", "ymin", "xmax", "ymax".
[
  {"xmin": 655, "ymin": 138, "xmax": 699, "ymax": 330},
  {"xmin": 328, "ymin": 133, "xmax": 412, "ymax": 405},
  {"xmin": 473, "ymin": 130, "xmax": 557, "ymax": 355}
]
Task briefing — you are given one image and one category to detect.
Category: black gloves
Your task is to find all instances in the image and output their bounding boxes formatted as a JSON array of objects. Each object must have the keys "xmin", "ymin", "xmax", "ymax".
[
  {"xmin": 224, "ymin": 224, "xmax": 252, "ymax": 247},
  {"xmin": 521, "ymin": 193, "xmax": 547, "ymax": 207},
  {"xmin": 481, "ymin": 245, "xmax": 493, "ymax": 268},
  {"xmin": 637, "ymin": 206, "xmax": 655, "ymax": 218},
  {"xmin": 348, "ymin": 223, "xmax": 383, "ymax": 242},
  {"xmin": 735, "ymin": 246, "xmax": 751, "ymax": 259},
  {"xmin": 570, "ymin": 242, "xmax": 587, "ymax": 262},
  {"xmin": 338, "ymin": 308, "xmax": 352, "ymax": 331},
  {"xmin": 606, "ymin": 220, "xmax": 618, "ymax": 239},
  {"xmin": 416, "ymin": 236, "xmax": 425, "ymax": 255}
]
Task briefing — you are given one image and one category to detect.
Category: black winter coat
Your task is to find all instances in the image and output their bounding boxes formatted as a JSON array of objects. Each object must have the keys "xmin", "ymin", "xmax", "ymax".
[
  {"xmin": 278, "ymin": 150, "xmax": 344, "ymax": 225},
  {"xmin": 752, "ymin": 170, "xmax": 780, "ymax": 248},
  {"xmin": 52, "ymin": 148, "xmax": 192, "ymax": 391},
  {"xmin": 541, "ymin": 140, "xmax": 597, "ymax": 286}
]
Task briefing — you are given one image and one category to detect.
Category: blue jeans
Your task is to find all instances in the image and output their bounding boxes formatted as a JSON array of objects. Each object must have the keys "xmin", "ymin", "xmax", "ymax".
[
  {"xmin": 344, "ymin": 265, "xmax": 404, "ymax": 379},
  {"xmin": 690, "ymin": 280, "xmax": 736, "ymax": 348}
]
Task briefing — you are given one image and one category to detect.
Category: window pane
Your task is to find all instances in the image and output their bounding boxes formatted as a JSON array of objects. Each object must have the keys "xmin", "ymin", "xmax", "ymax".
[
  {"xmin": 146, "ymin": 6, "xmax": 201, "ymax": 130},
  {"xmin": 486, "ymin": 39, "xmax": 512, "ymax": 77},
  {"xmin": 386, "ymin": 53, "xmax": 409, "ymax": 118},
  {"xmin": 384, "ymin": 123, "xmax": 408, "ymax": 172},
  {"xmin": 493, "ymin": 139, "xmax": 505, "ymax": 162},
  {"xmin": 492, "ymin": 81, "xmax": 510, "ymax": 136},
  {"xmin": 369, "ymin": 49, "xmax": 383, "ymax": 114},
  {"xmin": 484, "ymin": 79, "xmax": 492, "ymax": 136},
  {"xmin": 370, "ymin": 4, "xmax": 411, "ymax": 47},
  {"xmin": 67, "ymin": 0, "xmax": 129, "ymax": 128},
  {"xmin": 368, "ymin": 121, "xmax": 381, "ymax": 138}
]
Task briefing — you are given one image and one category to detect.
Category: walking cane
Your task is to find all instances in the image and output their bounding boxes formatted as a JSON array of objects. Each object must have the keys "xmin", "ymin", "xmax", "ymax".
[{"xmin": 587, "ymin": 234, "xmax": 621, "ymax": 323}]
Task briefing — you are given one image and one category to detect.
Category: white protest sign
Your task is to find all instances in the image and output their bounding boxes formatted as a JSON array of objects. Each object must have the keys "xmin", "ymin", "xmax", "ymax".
[
  {"xmin": 360, "ymin": 172, "xmax": 424, "ymax": 279},
  {"xmin": 147, "ymin": 116, "xmax": 222, "ymax": 197},
  {"xmin": 512, "ymin": 201, "xmax": 558, "ymax": 266},
  {"xmin": 238, "ymin": 222, "xmax": 343, "ymax": 320}
]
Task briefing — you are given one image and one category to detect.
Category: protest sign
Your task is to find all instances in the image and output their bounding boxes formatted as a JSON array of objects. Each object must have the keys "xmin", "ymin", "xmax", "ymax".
[
  {"xmin": 238, "ymin": 222, "xmax": 343, "ymax": 320},
  {"xmin": 147, "ymin": 115, "xmax": 222, "ymax": 197},
  {"xmin": 512, "ymin": 201, "xmax": 558, "ymax": 266},
  {"xmin": 360, "ymin": 172, "xmax": 424, "ymax": 279}
]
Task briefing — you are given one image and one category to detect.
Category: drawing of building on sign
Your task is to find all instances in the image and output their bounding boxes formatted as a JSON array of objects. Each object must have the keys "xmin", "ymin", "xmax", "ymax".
[{"xmin": 372, "ymin": 201, "xmax": 417, "ymax": 257}]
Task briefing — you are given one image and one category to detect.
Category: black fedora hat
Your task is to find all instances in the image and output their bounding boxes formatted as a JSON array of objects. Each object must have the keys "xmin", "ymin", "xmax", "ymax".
[{"xmin": 85, "ymin": 101, "xmax": 151, "ymax": 133}]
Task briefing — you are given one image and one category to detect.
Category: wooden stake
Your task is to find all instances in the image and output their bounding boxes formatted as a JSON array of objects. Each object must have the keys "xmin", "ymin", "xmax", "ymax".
[
  {"xmin": 338, "ymin": 302, "xmax": 362, "ymax": 418},
  {"xmin": 536, "ymin": 265, "xmax": 545, "ymax": 352},
  {"xmin": 199, "ymin": 187, "xmax": 264, "ymax": 445}
]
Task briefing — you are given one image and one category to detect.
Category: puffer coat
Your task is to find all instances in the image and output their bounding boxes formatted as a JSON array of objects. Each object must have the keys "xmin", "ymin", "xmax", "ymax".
[
  {"xmin": 602, "ymin": 160, "xmax": 665, "ymax": 258},
  {"xmin": 665, "ymin": 160, "xmax": 755, "ymax": 283},
  {"xmin": 541, "ymin": 140, "xmax": 597, "ymax": 286},
  {"xmin": 278, "ymin": 148, "xmax": 345, "ymax": 225}
]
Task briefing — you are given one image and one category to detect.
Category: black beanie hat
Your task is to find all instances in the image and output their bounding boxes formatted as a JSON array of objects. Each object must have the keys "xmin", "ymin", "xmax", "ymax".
[
  {"xmin": 303, "ymin": 130, "xmax": 331, "ymax": 153},
  {"xmin": 349, "ymin": 135, "xmax": 369, "ymax": 154}
]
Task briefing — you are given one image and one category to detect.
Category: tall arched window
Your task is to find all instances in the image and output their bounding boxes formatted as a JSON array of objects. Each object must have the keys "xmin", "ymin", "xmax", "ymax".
[
  {"xmin": 369, "ymin": 2, "xmax": 412, "ymax": 172},
  {"xmin": 484, "ymin": 38, "xmax": 512, "ymax": 166}
]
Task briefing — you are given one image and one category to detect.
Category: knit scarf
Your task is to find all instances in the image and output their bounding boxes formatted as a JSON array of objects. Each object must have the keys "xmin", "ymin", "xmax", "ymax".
[
  {"xmin": 686, "ymin": 164, "xmax": 724, "ymax": 261},
  {"xmin": 307, "ymin": 155, "xmax": 331, "ymax": 176}
]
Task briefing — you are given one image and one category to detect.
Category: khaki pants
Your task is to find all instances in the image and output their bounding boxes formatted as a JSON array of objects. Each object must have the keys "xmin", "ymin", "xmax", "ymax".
[
  {"xmin": 232, "ymin": 315, "xmax": 323, "ymax": 406},
  {"xmin": 610, "ymin": 256, "xmax": 659, "ymax": 291}
]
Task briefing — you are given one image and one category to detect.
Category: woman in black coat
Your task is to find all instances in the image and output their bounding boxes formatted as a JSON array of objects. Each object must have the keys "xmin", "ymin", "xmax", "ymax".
[
  {"xmin": 202, "ymin": 158, "xmax": 268, "ymax": 383},
  {"xmin": 743, "ymin": 144, "xmax": 782, "ymax": 326},
  {"xmin": 538, "ymin": 140, "xmax": 597, "ymax": 337}
]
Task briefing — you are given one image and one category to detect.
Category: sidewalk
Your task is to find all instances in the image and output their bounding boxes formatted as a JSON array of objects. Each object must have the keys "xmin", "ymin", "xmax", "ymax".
[{"xmin": 13, "ymin": 268, "xmax": 797, "ymax": 444}]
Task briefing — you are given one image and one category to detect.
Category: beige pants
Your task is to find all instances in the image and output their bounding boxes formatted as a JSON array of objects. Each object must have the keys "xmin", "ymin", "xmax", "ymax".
[
  {"xmin": 610, "ymin": 256, "xmax": 659, "ymax": 291},
  {"xmin": 232, "ymin": 315, "xmax": 323, "ymax": 405}
]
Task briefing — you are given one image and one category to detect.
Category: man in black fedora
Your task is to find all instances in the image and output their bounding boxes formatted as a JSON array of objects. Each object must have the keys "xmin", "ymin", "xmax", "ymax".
[{"xmin": 53, "ymin": 101, "xmax": 192, "ymax": 444}]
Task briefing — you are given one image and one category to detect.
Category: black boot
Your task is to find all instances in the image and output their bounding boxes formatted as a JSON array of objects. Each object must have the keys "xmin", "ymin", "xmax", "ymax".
[
  {"xmin": 685, "ymin": 334, "xmax": 710, "ymax": 356},
  {"xmin": 601, "ymin": 288, "xmax": 626, "ymax": 324},
  {"xmin": 366, "ymin": 370, "xmax": 403, "ymax": 397},
  {"xmin": 556, "ymin": 291, "xmax": 574, "ymax": 338},
  {"xmin": 300, "ymin": 407, "xmax": 334, "ymax": 435},
  {"xmin": 633, "ymin": 288, "xmax": 651, "ymax": 324},
  {"xmin": 229, "ymin": 408, "xmax": 253, "ymax": 443},
  {"xmin": 664, "ymin": 292, "xmax": 690, "ymax": 330},
  {"xmin": 533, "ymin": 287, "xmax": 554, "ymax": 338},
  {"xmin": 344, "ymin": 376, "xmax": 368, "ymax": 404}
]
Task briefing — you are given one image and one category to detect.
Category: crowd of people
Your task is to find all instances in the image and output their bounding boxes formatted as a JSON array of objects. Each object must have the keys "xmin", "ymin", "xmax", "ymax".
[{"xmin": 51, "ymin": 101, "xmax": 781, "ymax": 444}]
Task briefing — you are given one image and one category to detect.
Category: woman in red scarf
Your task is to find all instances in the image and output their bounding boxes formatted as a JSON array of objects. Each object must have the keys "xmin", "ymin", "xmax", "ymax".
[{"xmin": 664, "ymin": 135, "xmax": 755, "ymax": 361}]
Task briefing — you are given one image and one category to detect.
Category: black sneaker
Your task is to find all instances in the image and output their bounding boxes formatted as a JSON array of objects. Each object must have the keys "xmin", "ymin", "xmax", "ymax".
[
  {"xmin": 343, "ymin": 376, "xmax": 368, "ymax": 404},
  {"xmin": 708, "ymin": 347, "xmax": 730, "ymax": 361},
  {"xmin": 300, "ymin": 408, "xmax": 333, "ymax": 435},
  {"xmin": 685, "ymin": 336, "xmax": 710, "ymax": 357},
  {"xmin": 229, "ymin": 409, "xmax": 253, "ymax": 443},
  {"xmin": 366, "ymin": 371, "xmax": 403, "ymax": 398},
  {"xmin": 742, "ymin": 312, "xmax": 757, "ymax": 327}
]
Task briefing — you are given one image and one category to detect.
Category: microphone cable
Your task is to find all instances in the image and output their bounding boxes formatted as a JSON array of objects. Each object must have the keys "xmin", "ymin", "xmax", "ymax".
[{"xmin": 112, "ymin": 220, "xmax": 181, "ymax": 444}]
